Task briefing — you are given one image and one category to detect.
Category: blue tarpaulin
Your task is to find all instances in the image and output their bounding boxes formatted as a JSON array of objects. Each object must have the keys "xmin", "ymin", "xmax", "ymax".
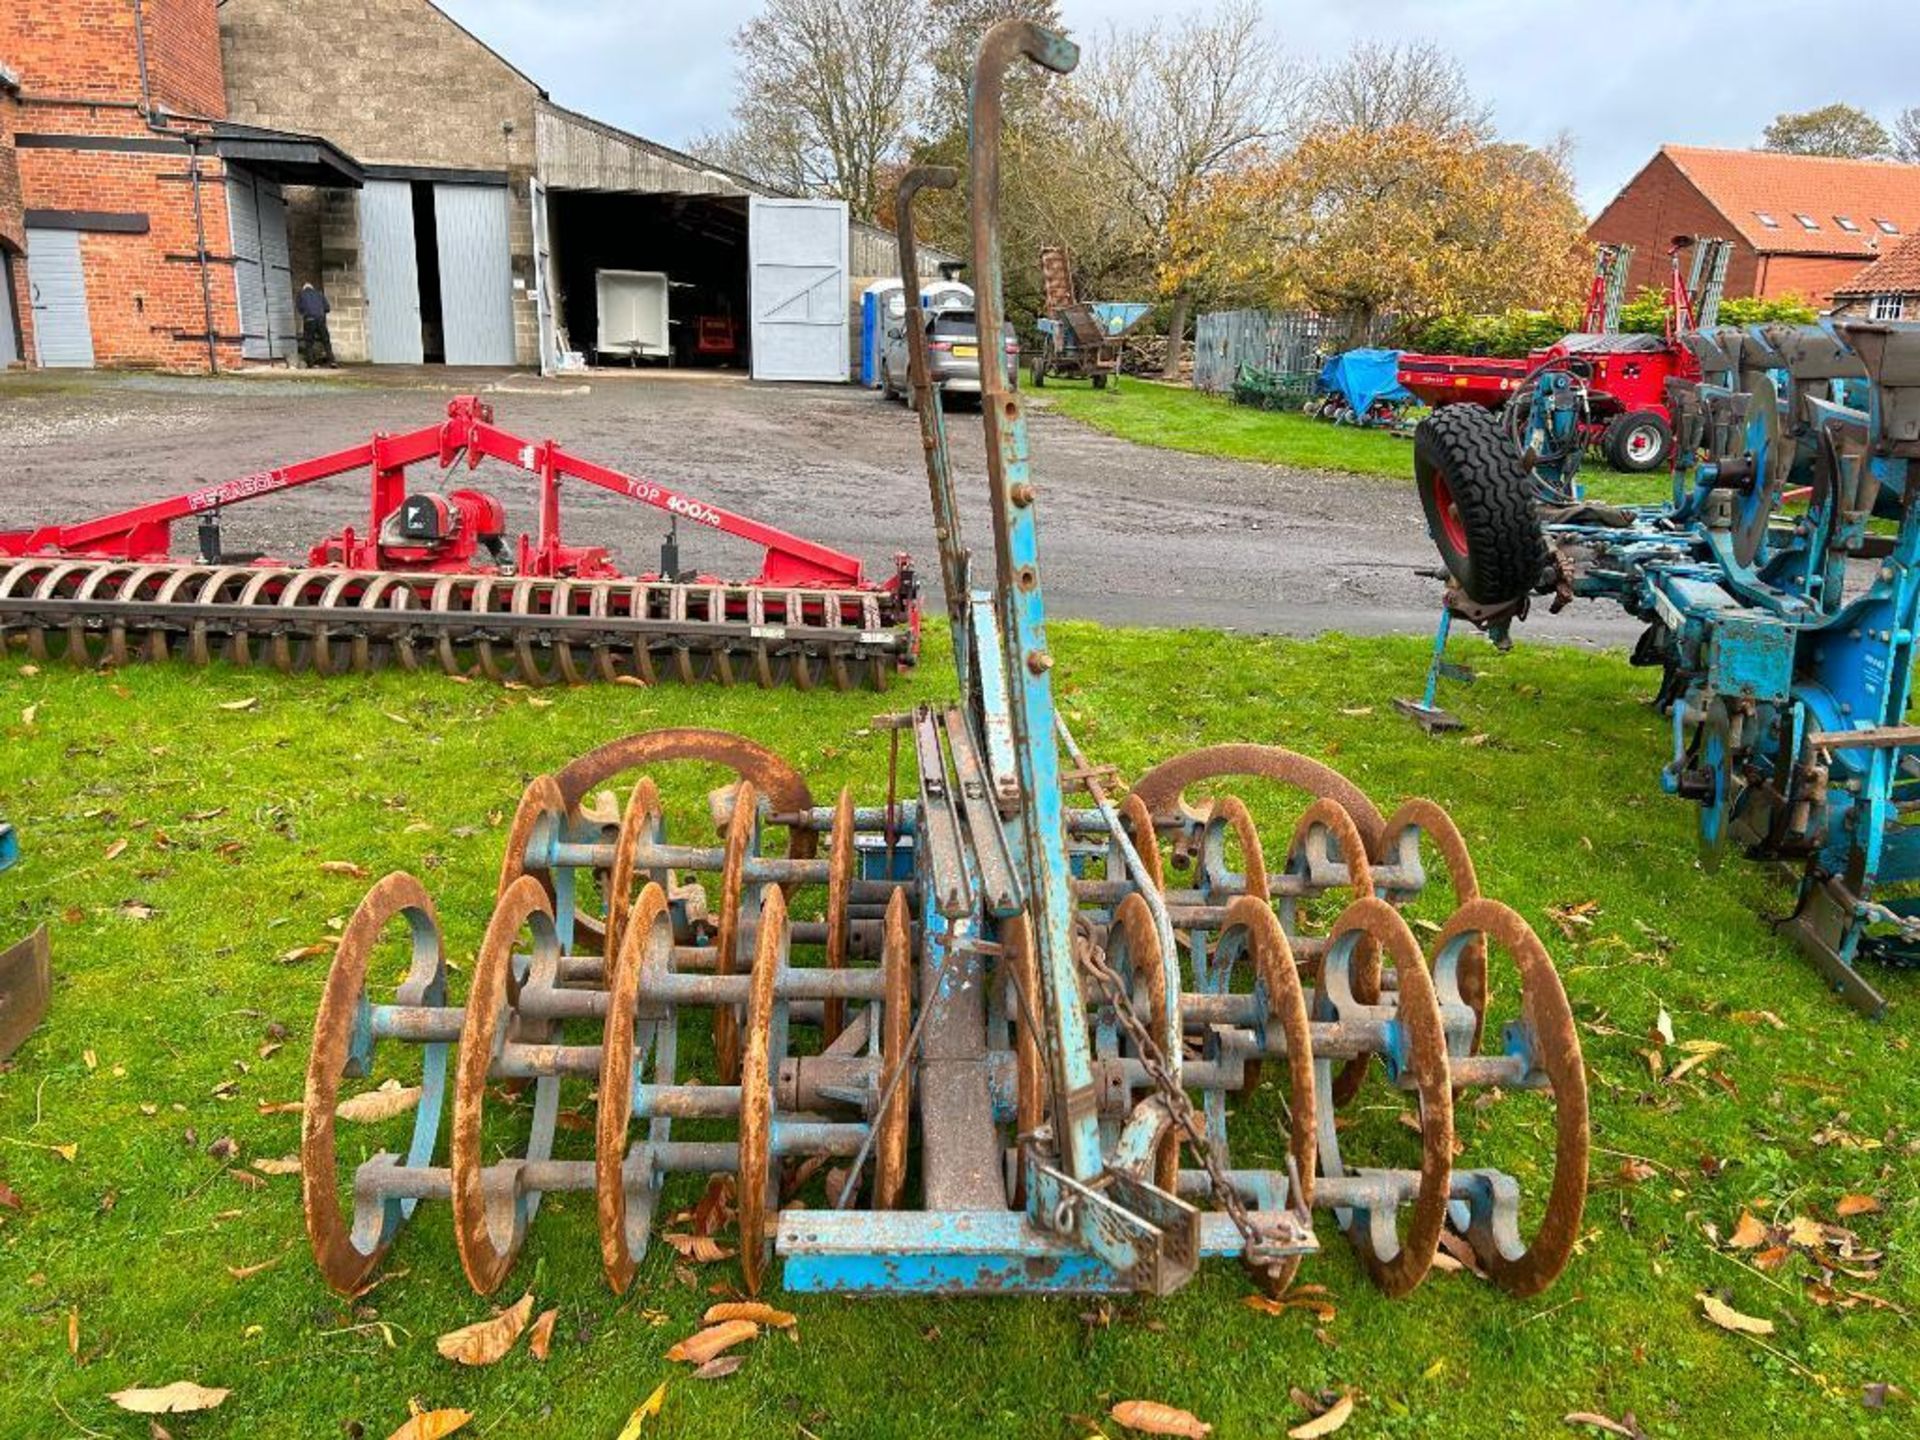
[{"xmin": 1319, "ymin": 347, "xmax": 1411, "ymax": 416}]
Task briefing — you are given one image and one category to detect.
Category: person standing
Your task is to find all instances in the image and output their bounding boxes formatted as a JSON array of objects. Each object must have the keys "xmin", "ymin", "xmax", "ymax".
[{"xmin": 297, "ymin": 282, "xmax": 335, "ymax": 368}]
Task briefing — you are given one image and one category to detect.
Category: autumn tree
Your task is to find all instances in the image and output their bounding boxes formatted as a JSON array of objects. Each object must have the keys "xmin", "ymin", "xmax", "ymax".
[
  {"xmin": 1761, "ymin": 103, "xmax": 1892, "ymax": 159},
  {"xmin": 1301, "ymin": 39, "xmax": 1490, "ymax": 139},
  {"xmin": 923, "ymin": 0, "xmax": 1063, "ymax": 135},
  {"xmin": 1164, "ymin": 124, "xmax": 1587, "ymax": 332},
  {"xmin": 1078, "ymin": 0, "xmax": 1300, "ymax": 373},
  {"xmin": 695, "ymin": 0, "xmax": 928, "ymax": 222}
]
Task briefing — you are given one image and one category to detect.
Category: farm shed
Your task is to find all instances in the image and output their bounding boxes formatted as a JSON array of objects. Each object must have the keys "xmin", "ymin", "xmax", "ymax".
[{"xmin": 219, "ymin": 0, "xmax": 952, "ymax": 377}]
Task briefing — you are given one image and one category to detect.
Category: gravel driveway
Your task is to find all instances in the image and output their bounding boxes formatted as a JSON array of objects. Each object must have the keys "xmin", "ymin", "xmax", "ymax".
[{"xmin": 0, "ymin": 368, "xmax": 1639, "ymax": 646}]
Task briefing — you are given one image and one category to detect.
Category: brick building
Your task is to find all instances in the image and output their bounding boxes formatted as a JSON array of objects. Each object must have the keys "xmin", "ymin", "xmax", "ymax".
[
  {"xmin": 218, "ymin": 0, "xmax": 949, "ymax": 379},
  {"xmin": 0, "ymin": 0, "xmax": 360, "ymax": 371},
  {"xmin": 1589, "ymin": 146, "xmax": 1920, "ymax": 306},
  {"xmin": 1831, "ymin": 234, "xmax": 1920, "ymax": 321}
]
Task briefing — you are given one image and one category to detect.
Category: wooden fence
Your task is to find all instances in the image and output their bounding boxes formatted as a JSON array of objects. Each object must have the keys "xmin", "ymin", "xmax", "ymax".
[{"xmin": 1192, "ymin": 309, "xmax": 1387, "ymax": 393}]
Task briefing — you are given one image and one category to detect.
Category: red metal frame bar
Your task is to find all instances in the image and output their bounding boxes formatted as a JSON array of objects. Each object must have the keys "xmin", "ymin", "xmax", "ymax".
[{"xmin": 0, "ymin": 397, "xmax": 879, "ymax": 591}]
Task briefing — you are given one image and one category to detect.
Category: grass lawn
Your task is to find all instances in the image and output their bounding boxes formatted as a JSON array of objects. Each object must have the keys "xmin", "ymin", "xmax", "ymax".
[
  {"xmin": 1, "ymin": 625, "xmax": 1916, "ymax": 1439},
  {"xmin": 1034, "ymin": 378, "xmax": 1675, "ymax": 507}
]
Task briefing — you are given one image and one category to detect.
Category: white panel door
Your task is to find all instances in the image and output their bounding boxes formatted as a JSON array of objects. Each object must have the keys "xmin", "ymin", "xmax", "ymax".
[
  {"xmin": 434, "ymin": 183, "xmax": 515, "ymax": 366},
  {"xmin": 0, "ymin": 253, "xmax": 18, "ymax": 366},
  {"xmin": 530, "ymin": 177, "xmax": 556, "ymax": 375},
  {"xmin": 259, "ymin": 183, "xmax": 297, "ymax": 361},
  {"xmin": 227, "ymin": 174, "xmax": 271, "ymax": 361},
  {"xmin": 748, "ymin": 197, "xmax": 849, "ymax": 382},
  {"xmin": 24, "ymin": 228, "xmax": 94, "ymax": 368},
  {"xmin": 361, "ymin": 180, "xmax": 423, "ymax": 365}
]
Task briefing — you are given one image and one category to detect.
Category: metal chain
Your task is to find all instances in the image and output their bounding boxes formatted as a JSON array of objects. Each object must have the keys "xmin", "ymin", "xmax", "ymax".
[{"xmin": 1076, "ymin": 933, "xmax": 1301, "ymax": 1286}]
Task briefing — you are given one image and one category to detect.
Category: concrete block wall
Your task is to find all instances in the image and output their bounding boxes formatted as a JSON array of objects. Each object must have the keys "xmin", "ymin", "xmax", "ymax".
[{"xmin": 221, "ymin": 0, "xmax": 541, "ymax": 365}]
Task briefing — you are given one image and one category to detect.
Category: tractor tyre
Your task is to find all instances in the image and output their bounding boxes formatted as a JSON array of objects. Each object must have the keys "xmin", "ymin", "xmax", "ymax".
[
  {"xmin": 1413, "ymin": 404, "xmax": 1549, "ymax": 606},
  {"xmin": 1602, "ymin": 410, "xmax": 1672, "ymax": 473},
  {"xmin": 1092, "ymin": 372, "xmax": 1108, "ymax": 390}
]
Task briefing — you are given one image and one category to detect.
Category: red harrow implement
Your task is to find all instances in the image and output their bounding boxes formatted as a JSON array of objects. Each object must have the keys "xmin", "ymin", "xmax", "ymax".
[{"xmin": 0, "ymin": 397, "xmax": 917, "ymax": 689}]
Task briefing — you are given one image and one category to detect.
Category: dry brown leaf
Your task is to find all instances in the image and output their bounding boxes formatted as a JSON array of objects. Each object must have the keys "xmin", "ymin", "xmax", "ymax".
[
  {"xmin": 0, "ymin": 1181, "xmax": 21, "ymax": 1210},
  {"xmin": 436, "ymin": 1292, "xmax": 534, "ymax": 1367},
  {"xmin": 226, "ymin": 1258, "xmax": 277, "ymax": 1280},
  {"xmin": 661, "ymin": 1232, "xmax": 735, "ymax": 1263},
  {"xmin": 1109, "ymin": 1400, "xmax": 1213, "ymax": 1437},
  {"xmin": 336, "ymin": 1079, "xmax": 421, "ymax": 1123},
  {"xmin": 1617, "ymin": 1158, "xmax": 1657, "ymax": 1185},
  {"xmin": 1243, "ymin": 1292, "xmax": 1337, "ymax": 1322},
  {"xmin": 1288, "ymin": 1394, "xmax": 1354, "ymax": 1439},
  {"xmin": 666, "ymin": 1318, "xmax": 758, "ymax": 1364},
  {"xmin": 1836, "ymin": 1194, "xmax": 1882, "ymax": 1217},
  {"xmin": 1563, "ymin": 1413, "xmax": 1639, "ymax": 1438},
  {"xmin": 251, "ymin": 1156, "xmax": 301, "ymax": 1177},
  {"xmin": 257, "ymin": 1099, "xmax": 303, "ymax": 1115},
  {"xmin": 320, "ymin": 860, "xmax": 371, "ymax": 879},
  {"xmin": 529, "ymin": 1307, "xmax": 558, "ymax": 1362},
  {"xmin": 692, "ymin": 1355, "xmax": 745, "ymax": 1380},
  {"xmin": 108, "ymin": 1382, "xmax": 231, "ymax": 1414},
  {"xmin": 1728, "ymin": 1210, "xmax": 1768, "ymax": 1249},
  {"xmin": 702, "ymin": 1301, "xmax": 797, "ymax": 1330},
  {"xmin": 1698, "ymin": 1292, "xmax": 1775, "ymax": 1336},
  {"xmin": 383, "ymin": 1408, "xmax": 472, "ymax": 1440},
  {"xmin": 103, "ymin": 839, "xmax": 129, "ymax": 861},
  {"xmin": 1752, "ymin": 1245, "xmax": 1792, "ymax": 1272},
  {"xmin": 68, "ymin": 1306, "xmax": 79, "ymax": 1356}
]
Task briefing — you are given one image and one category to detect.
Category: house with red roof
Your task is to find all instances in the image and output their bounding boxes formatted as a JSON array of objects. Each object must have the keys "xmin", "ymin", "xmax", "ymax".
[
  {"xmin": 1587, "ymin": 146, "xmax": 1920, "ymax": 305},
  {"xmin": 1831, "ymin": 233, "xmax": 1920, "ymax": 320}
]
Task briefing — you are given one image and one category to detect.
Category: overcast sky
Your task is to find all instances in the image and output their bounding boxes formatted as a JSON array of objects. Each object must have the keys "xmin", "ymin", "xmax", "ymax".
[{"xmin": 437, "ymin": 0, "xmax": 1918, "ymax": 213}]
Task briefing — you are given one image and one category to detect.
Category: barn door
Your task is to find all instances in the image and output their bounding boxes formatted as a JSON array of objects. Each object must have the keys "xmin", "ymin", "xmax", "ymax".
[
  {"xmin": 25, "ymin": 228, "xmax": 94, "ymax": 368},
  {"xmin": 530, "ymin": 177, "xmax": 556, "ymax": 375},
  {"xmin": 748, "ymin": 197, "xmax": 849, "ymax": 382},
  {"xmin": 361, "ymin": 180, "xmax": 423, "ymax": 364},
  {"xmin": 228, "ymin": 171, "xmax": 296, "ymax": 362},
  {"xmin": 434, "ymin": 183, "xmax": 515, "ymax": 366}
]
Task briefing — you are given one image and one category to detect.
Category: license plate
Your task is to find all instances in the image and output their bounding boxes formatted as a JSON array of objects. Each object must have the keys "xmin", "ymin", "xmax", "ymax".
[{"xmin": 952, "ymin": 345, "xmax": 978, "ymax": 359}]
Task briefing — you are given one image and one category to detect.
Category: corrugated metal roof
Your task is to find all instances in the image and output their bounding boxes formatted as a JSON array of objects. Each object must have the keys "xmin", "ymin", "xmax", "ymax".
[{"xmin": 1658, "ymin": 146, "xmax": 1920, "ymax": 256}]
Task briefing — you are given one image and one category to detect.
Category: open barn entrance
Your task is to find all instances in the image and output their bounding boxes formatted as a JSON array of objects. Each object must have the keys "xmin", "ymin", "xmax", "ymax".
[{"xmin": 545, "ymin": 191, "xmax": 749, "ymax": 369}]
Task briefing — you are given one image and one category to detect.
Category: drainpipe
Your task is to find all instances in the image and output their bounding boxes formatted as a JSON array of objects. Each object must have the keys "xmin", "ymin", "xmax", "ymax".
[{"xmin": 132, "ymin": 0, "xmax": 220, "ymax": 372}]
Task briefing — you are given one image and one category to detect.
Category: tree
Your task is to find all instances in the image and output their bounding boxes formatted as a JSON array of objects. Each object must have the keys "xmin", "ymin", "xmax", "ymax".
[
  {"xmin": 1164, "ymin": 124, "xmax": 1587, "ymax": 331},
  {"xmin": 1078, "ymin": 0, "xmax": 1302, "ymax": 374},
  {"xmin": 695, "ymin": 0, "xmax": 928, "ymax": 222},
  {"xmin": 923, "ymin": 0, "xmax": 1063, "ymax": 136},
  {"xmin": 1301, "ymin": 39, "xmax": 1490, "ymax": 140},
  {"xmin": 1761, "ymin": 104, "xmax": 1891, "ymax": 159},
  {"xmin": 1894, "ymin": 106, "xmax": 1920, "ymax": 165}
]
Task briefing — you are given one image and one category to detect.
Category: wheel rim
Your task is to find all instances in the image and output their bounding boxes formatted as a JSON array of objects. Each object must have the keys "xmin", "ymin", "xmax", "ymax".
[
  {"xmin": 1626, "ymin": 424, "xmax": 1660, "ymax": 465},
  {"xmin": 1432, "ymin": 471, "xmax": 1469, "ymax": 555}
]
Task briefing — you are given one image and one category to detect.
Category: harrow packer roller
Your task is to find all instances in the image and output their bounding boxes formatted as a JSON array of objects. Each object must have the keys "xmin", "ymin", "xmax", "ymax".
[
  {"xmin": 0, "ymin": 396, "xmax": 916, "ymax": 691},
  {"xmin": 300, "ymin": 19, "xmax": 1587, "ymax": 1303}
]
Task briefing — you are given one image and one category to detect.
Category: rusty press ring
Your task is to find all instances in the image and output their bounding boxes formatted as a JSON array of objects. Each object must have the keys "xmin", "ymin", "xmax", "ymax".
[
  {"xmin": 450, "ymin": 874, "xmax": 563, "ymax": 1295},
  {"xmin": 1378, "ymin": 799, "xmax": 1486, "ymax": 1051},
  {"xmin": 1317, "ymin": 897, "xmax": 1453, "ymax": 1299},
  {"xmin": 302, "ymin": 872, "xmax": 449, "ymax": 1296},
  {"xmin": 604, "ymin": 777, "xmax": 664, "ymax": 969},
  {"xmin": 873, "ymin": 886, "xmax": 914, "ymax": 1209},
  {"xmin": 1283, "ymin": 799, "xmax": 1377, "ymax": 1107},
  {"xmin": 821, "ymin": 788, "xmax": 856, "ymax": 1045},
  {"xmin": 1431, "ymin": 898, "xmax": 1589, "ymax": 1297},
  {"xmin": 596, "ymin": 881, "xmax": 673, "ymax": 1294},
  {"xmin": 712, "ymin": 778, "xmax": 760, "ymax": 1083},
  {"xmin": 735, "ymin": 882, "xmax": 789, "ymax": 1295},
  {"xmin": 1105, "ymin": 892, "xmax": 1180, "ymax": 1192},
  {"xmin": 1130, "ymin": 744, "xmax": 1389, "ymax": 856}
]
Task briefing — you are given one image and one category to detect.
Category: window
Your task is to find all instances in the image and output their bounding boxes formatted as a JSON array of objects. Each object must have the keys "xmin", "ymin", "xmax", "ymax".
[
  {"xmin": 1870, "ymin": 293, "xmax": 1906, "ymax": 321},
  {"xmin": 1836, "ymin": 215, "xmax": 1861, "ymax": 232},
  {"xmin": 1754, "ymin": 210, "xmax": 1780, "ymax": 228},
  {"xmin": 1874, "ymin": 218, "xmax": 1901, "ymax": 234},
  {"xmin": 1795, "ymin": 213, "xmax": 1820, "ymax": 230}
]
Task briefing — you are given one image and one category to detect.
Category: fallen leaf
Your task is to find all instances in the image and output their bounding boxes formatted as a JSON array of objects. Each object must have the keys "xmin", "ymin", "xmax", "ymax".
[
  {"xmin": 251, "ymin": 1156, "xmax": 301, "ymax": 1177},
  {"xmin": 1288, "ymin": 1394, "xmax": 1354, "ymax": 1439},
  {"xmin": 1243, "ymin": 1292, "xmax": 1336, "ymax": 1322},
  {"xmin": 692, "ymin": 1355, "xmax": 744, "ymax": 1380},
  {"xmin": 1563, "ymin": 1413, "xmax": 1638, "ymax": 1438},
  {"xmin": 276, "ymin": 943, "xmax": 334, "ymax": 965},
  {"xmin": 19, "ymin": 664, "xmax": 38, "ymax": 676},
  {"xmin": 661, "ymin": 1233, "xmax": 735, "ymax": 1263},
  {"xmin": 109, "ymin": 1382, "xmax": 230, "ymax": 1414},
  {"xmin": 1617, "ymin": 1158, "xmax": 1657, "ymax": 1185},
  {"xmin": 1731, "ymin": 1009, "xmax": 1787, "ymax": 1030},
  {"xmin": 612, "ymin": 1381, "xmax": 669, "ymax": 1439},
  {"xmin": 218, "ymin": 697, "xmax": 259, "ymax": 712},
  {"xmin": 665, "ymin": 1319, "xmax": 758, "ymax": 1364},
  {"xmin": 1835, "ymin": 1194, "xmax": 1882, "ymax": 1218},
  {"xmin": 1698, "ymin": 1292, "xmax": 1774, "ymax": 1336},
  {"xmin": 104, "ymin": 839, "xmax": 129, "ymax": 861},
  {"xmin": 1728, "ymin": 1210, "xmax": 1768, "ymax": 1249},
  {"xmin": 257, "ymin": 1099, "xmax": 303, "ymax": 1115},
  {"xmin": 320, "ymin": 860, "xmax": 370, "ymax": 879},
  {"xmin": 21, "ymin": 703, "xmax": 38, "ymax": 726},
  {"xmin": 702, "ymin": 1301, "xmax": 797, "ymax": 1330},
  {"xmin": 1110, "ymin": 1400, "xmax": 1213, "ymax": 1438},
  {"xmin": 226, "ymin": 1258, "xmax": 278, "ymax": 1280},
  {"xmin": 436, "ymin": 1292, "xmax": 534, "ymax": 1366},
  {"xmin": 383, "ymin": 1408, "xmax": 472, "ymax": 1440},
  {"xmin": 336, "ymin": 1079, "xmax": 421, "ymax": 1123},
  {"xmin": 529, "ymin": 1307, "xmax": 558, "ymax": 1361},
  {"xmin": 1338, "ymin": 706, "xmax": 1373, "ymax": 717},
  {"xmin": 83, "ymin": 1049, "xmax": 98, "ymax": 1071},
  {"xmin": 1752, "ymin": 1245, "xmax": 1792, "ymax": 1272},
  {"xmin": 68, "ymin": 1306, "xmax": 79, "ymax": 1356},
  {"xmin": 1654, "ymin": 1007, "xmax": 1675, "ymax": 1046},
  {"xmin": 52, "ymin": 1143, "xmax": 78, "ymax": 1163}
]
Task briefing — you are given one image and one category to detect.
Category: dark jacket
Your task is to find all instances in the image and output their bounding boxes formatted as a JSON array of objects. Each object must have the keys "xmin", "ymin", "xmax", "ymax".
[{"xmin": 297, "ymin": 288, "xmax": 330, "ymax": 322}]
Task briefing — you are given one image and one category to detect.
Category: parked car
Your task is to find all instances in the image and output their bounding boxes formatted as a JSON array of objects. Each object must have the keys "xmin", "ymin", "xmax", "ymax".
[{"xmin": 879, "ymin": 307, "xmax": 1018, "ymax": 406}]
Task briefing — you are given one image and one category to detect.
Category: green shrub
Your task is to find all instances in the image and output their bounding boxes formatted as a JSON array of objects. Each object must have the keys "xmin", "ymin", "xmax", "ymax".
[{"xmin": 1401, "ymin": 290, "xmax": 1822, "ymax": 357}]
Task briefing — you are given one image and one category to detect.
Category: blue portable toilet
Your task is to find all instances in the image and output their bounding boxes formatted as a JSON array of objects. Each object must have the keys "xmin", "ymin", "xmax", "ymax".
[{"xmin": 861, "ymin": 279, "xmax": 906, "ymax": 387}]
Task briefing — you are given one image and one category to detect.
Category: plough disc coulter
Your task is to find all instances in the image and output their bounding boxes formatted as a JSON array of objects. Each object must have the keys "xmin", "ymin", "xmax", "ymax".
[
  {"xmin": 298, "ymin": 20, "xmax": 1588, "ymax": 1303},
  {"xmin": 0, "ymin": 398, "xmax": 917, "ymax": 690}
]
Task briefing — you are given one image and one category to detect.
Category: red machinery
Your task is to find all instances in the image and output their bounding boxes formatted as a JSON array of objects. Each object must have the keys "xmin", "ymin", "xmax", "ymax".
[
  {"xmin": 1397, "ymin": 239, "xmax": 1729, "ymax": 474},
  {"xmin": 0, "ymin": 397, "xmax": 917, "ymax": 689}
]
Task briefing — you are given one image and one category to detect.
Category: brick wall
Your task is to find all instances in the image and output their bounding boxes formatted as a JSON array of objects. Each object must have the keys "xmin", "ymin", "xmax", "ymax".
[
  {"xmin": 0, "ymin": 81, "xmax": 27, "ymax": 363},
  {"xmin": 1, "ymin": 1, "xmax": 242, "ymax": 369},
  {"xmin": 1588, "ymin": 153, "xmax": 1762, "ymax": 300},
  {"xmin": 1754, "ymin": 254, "xmax": 1870, "ymax": 306},
  {"xmin": 221, "ymin": 0, "xmax": 540, "ymax": 365}
]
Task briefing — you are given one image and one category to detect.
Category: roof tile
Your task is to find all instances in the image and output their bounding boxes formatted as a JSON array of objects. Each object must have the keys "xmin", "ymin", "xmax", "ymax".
[
  {"xmin": 1659, "ymin": 146, "xmax": 1920, "ymax": 255},
  {"xmin": 1831, "ymin": 232, "xmax": 1920, "ymax": 296}
]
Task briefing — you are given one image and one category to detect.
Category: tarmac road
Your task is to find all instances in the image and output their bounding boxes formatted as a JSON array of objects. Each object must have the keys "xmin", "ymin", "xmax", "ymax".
[{"xmin": 0, "ymin": 367, "xmax": 1644, "ymax": 649}]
